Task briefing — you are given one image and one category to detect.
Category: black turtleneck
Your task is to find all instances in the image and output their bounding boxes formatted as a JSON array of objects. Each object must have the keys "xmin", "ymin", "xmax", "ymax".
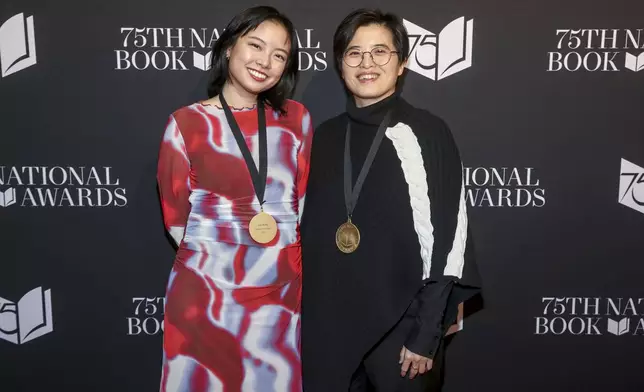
[
  {"xmin": 346, "ymin": 91, "xmax": 400, "ymax": 125},
  {"xmin": 346, "ymin": 92, "xmax": 400, "ymax": 184},
  {"xmin": 301, "ymin": 93, "xmax": 481, "ymax": 392}
]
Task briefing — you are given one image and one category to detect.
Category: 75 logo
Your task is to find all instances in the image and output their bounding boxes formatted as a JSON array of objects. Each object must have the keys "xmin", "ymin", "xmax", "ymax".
[
  {"xmin": 619, "ymin": 158, "xmax": 644, "ymax": 214},
  {"xmin": 403, "ymin": 17, "xmax": 474, "ymax": 81}
]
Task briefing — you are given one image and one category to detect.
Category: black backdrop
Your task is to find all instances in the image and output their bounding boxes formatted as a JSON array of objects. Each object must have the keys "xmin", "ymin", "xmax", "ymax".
[{"xmin": 1, "ymin": 0, "xmax": 644, "ymax": 391}]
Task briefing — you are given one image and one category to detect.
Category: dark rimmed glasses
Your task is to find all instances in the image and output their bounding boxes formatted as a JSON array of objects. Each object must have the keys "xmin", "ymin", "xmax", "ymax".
[{"xmin": 343, "ymin": 47, "xmax": 399, "ymax": 67}]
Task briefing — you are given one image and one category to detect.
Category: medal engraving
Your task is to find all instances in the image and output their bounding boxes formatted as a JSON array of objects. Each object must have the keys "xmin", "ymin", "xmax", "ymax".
[
  {"xmin": 249, "ymin": 211, "xmax": 278, "ymax": 244},
  {"xmin": 336, "ymin": 219, "xmax": 360, "ymax": 253}
]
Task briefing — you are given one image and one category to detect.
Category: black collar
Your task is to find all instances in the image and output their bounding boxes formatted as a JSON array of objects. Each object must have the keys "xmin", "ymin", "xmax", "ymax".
[{"xmin": 346, "ymin": 91, "xmax": 401, "ymax": 127}]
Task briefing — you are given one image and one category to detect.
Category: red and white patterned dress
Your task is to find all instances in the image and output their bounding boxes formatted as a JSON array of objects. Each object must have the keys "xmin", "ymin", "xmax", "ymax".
[{"xmin": 157, "ymin": 100, "xmax": 312, "ymax": 392}]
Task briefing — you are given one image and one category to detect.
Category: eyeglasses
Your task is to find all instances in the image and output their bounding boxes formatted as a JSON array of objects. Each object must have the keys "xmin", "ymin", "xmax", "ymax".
[{"xmin": 343, "ymin": 47, "xmax": 399, "ymax": 67}]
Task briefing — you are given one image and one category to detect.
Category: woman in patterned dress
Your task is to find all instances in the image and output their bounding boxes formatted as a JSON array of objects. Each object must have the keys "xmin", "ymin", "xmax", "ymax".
[{"xmin": 156, "ymin": 6, "xmax": 312, "ymax": 391}]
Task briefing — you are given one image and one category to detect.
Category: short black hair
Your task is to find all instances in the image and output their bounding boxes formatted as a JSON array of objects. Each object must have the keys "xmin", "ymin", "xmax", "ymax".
[
  {"xmin": 333, "ymin": 8, "xmax": 409, "ymax": 72},
  {"xmin": 207, "ymin": 6, "xmax": 298, "ymax": 115}
]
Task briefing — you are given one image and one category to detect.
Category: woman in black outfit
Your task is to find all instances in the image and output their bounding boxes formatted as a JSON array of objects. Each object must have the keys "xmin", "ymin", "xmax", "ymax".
[{"xmin": 300, "ymin": 8, "xmax": 482, "ymax": 392}]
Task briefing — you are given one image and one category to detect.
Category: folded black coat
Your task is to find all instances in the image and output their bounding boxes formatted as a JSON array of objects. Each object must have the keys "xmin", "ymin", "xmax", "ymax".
[{"xmin": 300, "ymin": 93, "xmax": 482, "ymax": 392}]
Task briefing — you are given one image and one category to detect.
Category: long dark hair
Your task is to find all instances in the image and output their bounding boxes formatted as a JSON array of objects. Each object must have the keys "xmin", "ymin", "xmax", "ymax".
[{"xmin": 207, "ymin": 6, "xmax": 299, "ymax": 115}]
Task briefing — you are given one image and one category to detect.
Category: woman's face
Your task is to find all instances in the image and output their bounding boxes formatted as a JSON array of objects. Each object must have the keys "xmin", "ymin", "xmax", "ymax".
[
  {"xmin": 340, "ymin": 24, "xmax": 406, "ymax": 107},
  {"xmin": 226, "ymin": 20, "xmax": 291, "ymax": 96}
]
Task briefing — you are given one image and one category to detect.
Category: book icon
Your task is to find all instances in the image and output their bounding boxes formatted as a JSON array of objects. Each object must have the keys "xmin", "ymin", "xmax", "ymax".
[
  {"xmin": 0, "ymin": 187, "xmax": 16, "ymax": 207},
  {"xmin": 404, "ymin": 17, "xmax": 474, "ymax": 81},
  {"xmin": 624, "ymin": 52, "xmax": 644, "ymax": 72},
  {"xmin": 606, "ymin": 317, "xmax": 630, "ymax": 336},
  {"xmin": 193, "ymin": 51, "xmax": 212, "ymax": 71},
  {"xmin": 0, "ymin": 13, "xmax": 37, "ymax": 78},
  {"xmin": 0, "ymin": 287, "xmax": 53, "ymax": 344}
]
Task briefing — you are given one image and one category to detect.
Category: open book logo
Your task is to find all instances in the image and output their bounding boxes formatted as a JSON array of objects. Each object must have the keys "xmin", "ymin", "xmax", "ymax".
[
  {"xmin": 0, "ymin": 187, "xmax": 17, "ymax": 207},
  {"xmin": 618, "ymin": 158, "xmax": 644, "ymax": 215},
  {"xmin": 606, "ymin": 317, "xmax": 630, "ymax": 336},
  {"xmin": 0, "ymin": 13, "xmax": 37, "ymax": 78},
  {"xmin": 0, "ymin": 287, "xmax": 53, "ymax": 344},
  {"xmin": 403, "ymin": 17, "xmax": 473, "ymax": 81},
  {"xmin": 193, "ymin": 51, "xmax": 212, "ymax": 71},
  {"xmin": 624, "ymin": 52, "xmax": 644, "ymax": 72}
]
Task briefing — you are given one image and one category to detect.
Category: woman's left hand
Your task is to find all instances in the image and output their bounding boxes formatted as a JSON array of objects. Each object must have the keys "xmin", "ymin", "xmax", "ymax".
[{"xmin": 399, "ymin": 345, "xmax": 433, "ymax": 379}]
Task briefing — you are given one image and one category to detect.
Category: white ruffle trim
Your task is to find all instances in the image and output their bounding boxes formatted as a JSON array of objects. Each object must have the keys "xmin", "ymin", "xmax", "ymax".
[
  {"xmin": 444, "ymin": 177, "xmax": 467, "ymax": 279},
  {"xmin": 385, "ymin": 122, "xmax": 435, "ymax": 280}
]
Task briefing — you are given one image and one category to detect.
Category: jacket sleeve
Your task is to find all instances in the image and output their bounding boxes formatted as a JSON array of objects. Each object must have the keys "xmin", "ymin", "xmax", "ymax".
[
  {"xmin": 404, "ymin": 114, "xmax": 482, "ymax": 358},
  {"xmin": 404, "ymin": 279, "xmax": 455, "ymax": 358}
]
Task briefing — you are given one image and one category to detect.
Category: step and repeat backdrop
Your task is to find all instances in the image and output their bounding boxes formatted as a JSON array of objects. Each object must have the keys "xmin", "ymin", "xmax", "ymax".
[{"xmin": 1, "ymin": 0, "xmax": 643, "ymax": 391}]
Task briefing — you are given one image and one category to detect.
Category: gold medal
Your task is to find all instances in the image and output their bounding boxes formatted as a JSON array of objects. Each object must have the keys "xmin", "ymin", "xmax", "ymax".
[
  {"xmin": 249, "ymin": 211, "xmax": 278, "ymax": 244},
  {"xmin": 220, "ymin": 95, "xmax": 276, "ymax": 244},
  {"xmin": 338, "ymin": 110, "xmax": 391, "ymax": 254},
  {"xmin": 336, "ymin": 217, "xmax": 360, "ymax": 253}
]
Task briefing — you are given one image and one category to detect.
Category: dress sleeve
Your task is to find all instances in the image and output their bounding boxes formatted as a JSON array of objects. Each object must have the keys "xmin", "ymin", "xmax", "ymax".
[
  {"xmin": 157, "ymin": 114, "xmax": 191, "ymax": 246},
  {"xmin": 404, "ymin": 116, "xmax": 482, "ymax": 358},
  {"xmin": 296, "ymin": 108, "xmax": 314, "ymax": 223}
]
